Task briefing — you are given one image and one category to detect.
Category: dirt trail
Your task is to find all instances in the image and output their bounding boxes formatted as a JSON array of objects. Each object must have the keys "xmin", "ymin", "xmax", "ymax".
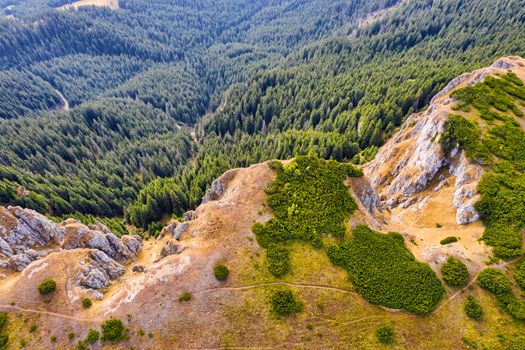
[
  {"xmin": 432, "ymin": 257, "xmax": 519, "ymax": 314},
  {"xmin": 0, "ymin": 304, "xmax": 92, "ymax": 322},
  {"xmin": 0, "ymin": 282, "xmax": 358, "ymax": 323},
  {"xmin": 194, "ymin": 282, "xmax": 360, "ymax": 296}
]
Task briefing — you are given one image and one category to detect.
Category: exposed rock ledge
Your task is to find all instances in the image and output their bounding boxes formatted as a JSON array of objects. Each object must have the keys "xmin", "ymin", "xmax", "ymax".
[
  {"xmin": 361, "ymin": 56, "xmax": 524, "ymax": 224},
  {"xmin": 0, "ymin": 206, "xmax": 142, "ymax": 291}
]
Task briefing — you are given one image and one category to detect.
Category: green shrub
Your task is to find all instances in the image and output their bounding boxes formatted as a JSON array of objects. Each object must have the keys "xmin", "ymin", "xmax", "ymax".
[
  {"xmin": 85, "ymin": 329, "xmax": 99, "ymax": 344},
  {"xmin": 101, "ymin": 319, "xmax": 126, "ymax": 342},
  {"xmin": 516, "ymin": 261, "xmax": 525, "ymax": 290},
  {"xmin": 50, "ymin": 336, "xmax": 56, "ymax": 342},
  {"xmin": 441, "ymin": 257, "xmax": 469, "ymax": 287},
  {"xmin": 213, "ymin": 264, "xmax": 230, "ymax": 281},
  {"xmin": 253, "ymin": 156, "xmax": 361, "ymax": 276},
  {"xmin": 0, "ymin": 313, "xmax": 7, "ymax": 330},
  {"xmin": 376, "ymin": 323, "xmax": 395, "ymax": 344},
  {"xmin": 179, "ymin": 292, "xmax": 192, "ymax": 302},
  {"xmin": 29, "ymin": 324, "xmax": 36, "ymax": 333},
  {"xmin": 476, "ymin": 268, "xmax": 525, "ymax": 320},
  {"xmin": 464, "ymin": 295, "xmax": 483, "ymax": 321},
  {"xmin": 0, "ymin": 333, "xmax": 8, "ymax": 347},
  {"xmin": 75, "ymin": 340, "xmax": 88, "ymax": 350},
  {"xmin": 269, "ymin": 289, "xmax": 304, "ymax": 317},
  {"xmin": 266, "ymin": 245, "xmax": 290, "ymax": 277},
  {"xmin": 37, "ymin": 279, "xmax": 57, "ymax": 295},
  {"xmin": 68, "ymin": 332, "xmax": 75, "ymax": 340},
  {"xmin": 81, "ymin": 298, "xmax": 92, "ymax": 309},
  {"xmin": 440, "ymin": 236, "xmax": 458, "ymax": 245},
  {"xmin": 328, "ymin": 225, "xmax": 443, "ymax": 314},
  {"xmin": 478, "ymin": 268, "xmax": 512, "ymax": 296}
]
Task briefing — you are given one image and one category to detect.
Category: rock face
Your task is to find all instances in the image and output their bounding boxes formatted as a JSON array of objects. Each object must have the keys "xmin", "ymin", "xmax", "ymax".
[
  {"xmin": 0, "ymin": 207, "xmax": 142, "ymax": 282},
  {"xmin": 61, "ymin": 221, "xmax": 142, "ymax": 262},
  {"xmin": 77, "ymin": 250, "xmax": 126, "ymax": 290},
  {"xmin": 201, "ymin": 169, "xmax": 238, "ymax": 204},
  {"xmin": 0, "ymin": 206, "xmax": 65, "ymax": 249},
  {"xmin": 359, "ymin": 58, "xmax": 524, "ymax": 224},
  {"xmin": 160, "ymin": 239, "xmax": 185, "ymax": 259}
]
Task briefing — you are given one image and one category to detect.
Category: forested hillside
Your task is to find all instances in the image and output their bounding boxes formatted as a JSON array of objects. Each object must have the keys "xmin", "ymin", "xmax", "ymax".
[{"xmin": 0, "ymin": 0, "xmax": 524, "ymax": 231}]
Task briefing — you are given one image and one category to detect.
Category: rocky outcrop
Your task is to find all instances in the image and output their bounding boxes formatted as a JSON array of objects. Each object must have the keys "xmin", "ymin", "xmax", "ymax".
[
  {"xmin": 450, "ymin": 151, "xmax": 483, "ymax": 224},
  {"xmin": 359, "ymin": 58, "xmax": 525, "ymax": 224},
  {"xmin": 364, "ymin": 106, "xmax": 450, "ymax": 210},
  {"xmin": 160, "ymin": 240, "xmax": 185, "ymax": 259},
  {"xmin": 202, "ymin": 169, "xmax": 238, "ymax": 204},
  {"xmin": 77, "ymin": 250, "xmax": 126, "ymax": 290},
  {"xmin": 0, "ymin": 208, "xmax": 142, "ymax": 273},
  {"xmin": 61, "ymin": 221, "xmax": 142, "ymax": 262},
  {"xmin": 0, "ymin": 206, "xmax": 65, "ymax": 248}
]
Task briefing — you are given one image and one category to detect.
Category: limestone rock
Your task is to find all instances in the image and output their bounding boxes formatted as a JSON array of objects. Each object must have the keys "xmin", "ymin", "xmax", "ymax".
[
  {"xmin": 0, "ymin": 206, "xmax": 65, "ymax": 247},
  {"xmin": 173, "ymin": 222, "xmax": 188, "ymax": 241},
  {"xmin": 185, "ymin": 210, "xmax": 197, "ymax": 221},
  {"xmin": 161, "ymin": 220, "xmax": 179, "ymax": 237},
  {"xmin": 0, "ymin": 208, "xmax": 142, "ymax": 272},
  {"xmin": 77, "ymin": 250, "xmax": 125, "ymax": 290},
  {"xmin": 160, "ymin": 240, "xmax": 185, "ymax": 258},
  {"xmin": 61, "ymin": 222, "xmax": 141, "ymax": 262},
  {"xmin": 202, "ymin": 169, "xmax": 237, "ymax": 204}
]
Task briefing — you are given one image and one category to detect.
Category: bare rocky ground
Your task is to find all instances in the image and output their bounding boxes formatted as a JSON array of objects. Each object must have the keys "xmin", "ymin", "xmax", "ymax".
[{"xmin": 0, "ymin": 57, "xmax": 524, "ymax": 349}]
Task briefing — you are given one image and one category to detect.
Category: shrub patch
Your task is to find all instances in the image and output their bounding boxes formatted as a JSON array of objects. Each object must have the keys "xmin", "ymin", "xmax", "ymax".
[
  {"xmin": 268, "ymin": 289, "xmax": 303, "ymax": 317},
  {"xmin": 441, "ymin": 257, "xmax": 469, "ymax": 287},
  {"xmin": 328, "ymin": 225, "xmax": 443, "ymax": 314},
  {"xmin": 253, "ymin": 156, "xmax": 361, "ymax": 276}
]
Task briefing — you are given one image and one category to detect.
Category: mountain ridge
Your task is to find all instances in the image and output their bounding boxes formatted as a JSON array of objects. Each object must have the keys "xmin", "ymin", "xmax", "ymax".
[{"xmin": 0, "ymin": 57, "xmax": 524, "ymax": 348}]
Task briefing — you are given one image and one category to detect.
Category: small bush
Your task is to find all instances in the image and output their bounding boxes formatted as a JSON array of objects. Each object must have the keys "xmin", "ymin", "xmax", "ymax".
[
  {"xmin": 464, "ymin": 295, "xmax": 483, "ymax": 321},
  {"xmin": 213, "ymin": 264, "xmax": 230, "ymax": 281},
  {"xmin": 38, "ymin": 279, "xmax": 57, "ymax": 295},
  {"xmin": 75, "ymin": 341, "xmax": 88, "ymax": 350},
  {"xmin": 440, "ymin": 236, "xmax": 458, "ymax": 245},
  {"xmin": 376, "ymin": 323, "xmax": 395, "ymax": 344},
  {"xmin": 266, "ymin": 245, "xmax": 290, "ymax": 277},
  {"xmin": 81, "ymin": 298, "xmax": 92, "ymax": 309},
  {"xmin": 269, "ymin": 289, "xmax": 303, "ymax": 317},
  {"xmin": 0, "ymin": 333, "xmax": 8, "ymax": 347},
  {"xmin": 0, "ymin": 313, "xmax": 7, "ymax": 330},
  {"xmin": 101, "ymin": 319, "xmax": 126, "ymax": 342},
  {"xmin": 85, "ymin": 329, "xmax": 99, "ymax": 344},
  {"xmin": 29, "ymin": 324, "xmax": 36, "ymax": 333},
  {"xmin": 50, "ymin": 336, "xmax": 56, "ymax": 342},
  {"xmin": 478, "ymin": 268, "xmax": 512, "ymax": 295},
  {"xmin": 179, "ymin": 292, "xmax": 192, "ymax": 302},
  {"xmin": 68, "ymin": 332, "xmax": 75, "ymax": 340},
  {"xmin": 441, "ymin": 257, "xmax": 469, "ymax": 287}
]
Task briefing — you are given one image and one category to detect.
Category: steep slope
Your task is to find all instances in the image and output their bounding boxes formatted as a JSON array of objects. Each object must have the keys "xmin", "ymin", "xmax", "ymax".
[
  {"xmin": 0, "ymin": 58, "xmax": 524, "ymax": 349},
  {"xmin": 354, "ymin": 56, "xmax": 525, "ymax": 273}
]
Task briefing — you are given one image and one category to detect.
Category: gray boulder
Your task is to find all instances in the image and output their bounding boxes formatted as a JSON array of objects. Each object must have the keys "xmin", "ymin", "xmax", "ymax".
[
  {"xmin": 77, "ymin": 250, "xmax": 126, "ymax": 290},
  {"xmin": 160, "ymin": 240, "xmax": 185, "ymax": 259}
]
